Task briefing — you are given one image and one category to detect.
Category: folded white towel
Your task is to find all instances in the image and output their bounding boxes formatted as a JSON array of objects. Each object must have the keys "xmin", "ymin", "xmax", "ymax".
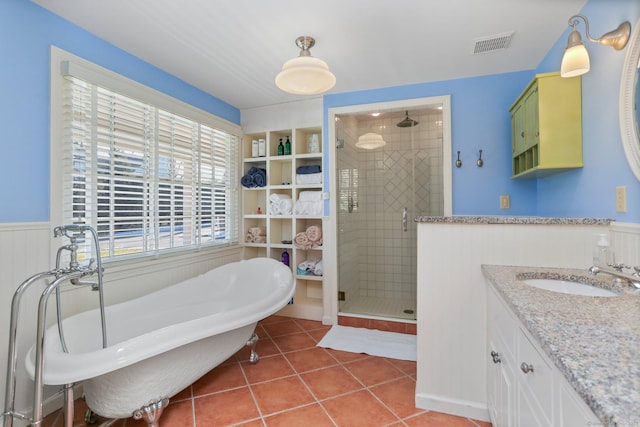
[
  {"xmin": 294, "ymin": 200, "xmax": 323, "ymax": 216},
  {"xmin": 298, "ymin": 191, "xmax": 323, "ymax": 202},
  {"xmin": 279, "ymin": 199, "xmax": 293, "ymax": 214},
  {"xmin": 297, "ymin": 173, "xmax": 322, "ymax": 185}
]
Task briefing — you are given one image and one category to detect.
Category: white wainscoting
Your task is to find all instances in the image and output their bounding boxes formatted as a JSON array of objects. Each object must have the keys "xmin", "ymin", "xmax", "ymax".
[
  {"xmin": 415, "ymin": 221, "xmax": 613, "ymax": 422},
  {"xmin": 611, "ymin": 221, "xmax": 640, "ymax": 266},
  {"xmin": 0, "ymin": 222, "xmax": 243, "ymax": 426}
]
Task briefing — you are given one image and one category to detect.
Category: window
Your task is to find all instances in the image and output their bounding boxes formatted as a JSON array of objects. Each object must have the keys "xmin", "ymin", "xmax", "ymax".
[{"xmin": 53, "ymin": 50, "xmax": 240, "ymax": 261}]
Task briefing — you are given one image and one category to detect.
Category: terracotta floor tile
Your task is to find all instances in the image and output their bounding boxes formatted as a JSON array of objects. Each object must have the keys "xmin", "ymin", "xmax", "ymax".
[
  {"xmin": 324, "ymin": 348, "xmax": 370, "ymax": 363},
  {"xmin": 472, "ymin": 420, "xmax": 493, "ymax": 427},
  {"xmin": 386, "ymin": 358, "xmax": 418, "ymax": 376},
  {"xmin": 307, "ymin": 327, "xmax": 330, "ymax": 343},
  {"xmin": 344, "ymin": 357, "xmax": 405, "ymax": 386},
  {"xmin": 370, "ymin": 377, "xmax": 423, "ymax": 419},
  {"xmin": 322, "ymin": 390, "xmax": 399, "ymax": 427},
  {"xmin": 153, "ymin": 399, "xmax": 193, "ymax": 427},
  {"xmin": 192, "ymin": 362, "xmax": 246, "ymax": 396},
  {"xmin": 235, "ymin": 336, "xmax": 280, "ymax": 362},
  {"xmin": 263, "ymin": 403, "xmax": 334, "ymax": 427},
  {"xmin": 235, "ymin": 419, "xmax": 265, "ymax": 427},
  {"xmin": 404, "ymin": 411, "xmax": 478, "ymax": 427},
  {"xmin": 294, "ymin": 318, "xmax": 330, "ymax": 332},
  {"xmin": 271, "ymin": 332, "xmax": 317, "ymax": 352},
  {"xmin": 172, "ymin": 384, "xmax": 193, "ymax": 402},
  {"xmin": 242, "ymin": 354, "xmax": 295, "ymax": 384},
  {"xmin": 194, "ymin": 386, "xmax": 260, "ymax": 426},
  {"xmin": 261, "ymin": 319, "xmax": 304, "ymax": 337},
  {"xmin": 300, "ymin": 365, "xmax": 363, "ymax": 400},
  {"xmin": 259, "ymin": 315, "xmax": 290, "ymax": 325},
  {"xmin": 285, "ymin": 347, "xmax": 338, "ymax": 373},
  {"xmin": 251, "ymin": 376, "xmax": 315, "ymax": 416}
]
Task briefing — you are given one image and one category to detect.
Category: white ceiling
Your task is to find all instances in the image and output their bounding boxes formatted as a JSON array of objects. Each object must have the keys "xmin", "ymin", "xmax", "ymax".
[{"xmin": 33, "ymin": 0, "xmax": 588, "ymax": 111}]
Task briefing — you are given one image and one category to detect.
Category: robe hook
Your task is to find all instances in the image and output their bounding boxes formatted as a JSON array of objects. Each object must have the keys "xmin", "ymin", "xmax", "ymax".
[
  {"xmin": 477, "ymin": 150, "xmax": 484, "ymax": 167},
  {"xmin": 456, "ymin": 151, "xmax": 462, "ymax": 168}
]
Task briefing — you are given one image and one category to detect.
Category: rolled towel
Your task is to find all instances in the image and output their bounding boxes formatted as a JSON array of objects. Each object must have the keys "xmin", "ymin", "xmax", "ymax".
[
  {"xmin": 248, "ymin": 226, "xmax": 266, "ymax": 236},
  {"xmin": 313, "ymin": 260, "xmax": 323, "ymax": 276},
  {"xmin": 245, "ymin": 233, "xmax": 254, "ymax": 243},
  {"xmin": 241, "ymin": 174, "xmax": 255, "ymax": 188},
  {"xmin": 296, "ymin": 165, "xmax": 321, "ymax": 175},
  {"xmin": 311, "ymin": 238, "xmax": 323, "ymax": 249},
  {"xmin": 279, "ymin": 199, "xmax": 293, "ymax": 215},
  {"xmin": 269, "ymin": 202, "xmax": 281, "ymax": 215},
  {"xmin": 250, "ymin": 167, "xmax": 266, "ymax": 187},
  {"xmin": 299, "ymin": 191, "xmax": 323, "ymax": 202},
  {"xmin": 269, "ymin": 193, "xmax": 291, "ymax": 202},
  {"xmin": 294, "ymin": 231, "xmax": 311, "ymax": 249},
  {"xmin": 306, "ymin": 225, "xmax": 322, "ymax": 242},
  {"xmin": 298, "ymin": 258, "xmax": 318, "ymax": 271},
  {"xmin": 253, "ymin": 235, "xmax": 266, "ymax": 244}
]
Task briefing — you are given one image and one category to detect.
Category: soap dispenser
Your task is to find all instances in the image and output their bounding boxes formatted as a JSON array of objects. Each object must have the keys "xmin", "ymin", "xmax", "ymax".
[{"xmin": 593, "ymin": 234, "xmax": 614, "ymax": 267}]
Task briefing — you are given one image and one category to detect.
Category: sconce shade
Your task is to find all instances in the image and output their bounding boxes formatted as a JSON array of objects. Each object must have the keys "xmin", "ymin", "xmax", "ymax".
[
  {"xmin": 355, "ymin": 133, "xmax": 386, "ymax": 150},
  {"xmin": 561, "ymin": 44, "xmax": 590, "ymax": 78},
  {"xmin": 560, "ymin": 15, "xmax": 631, "ymax": 78},
  {"xmin": 276, "ymin": 36, "xmax": 336, "ymax": 95}
]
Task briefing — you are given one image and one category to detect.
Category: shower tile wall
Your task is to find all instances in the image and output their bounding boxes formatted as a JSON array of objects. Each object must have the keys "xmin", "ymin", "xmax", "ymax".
[{"xmin": 337, "ymin": 110, "xmax": 443, "ymax": 311}]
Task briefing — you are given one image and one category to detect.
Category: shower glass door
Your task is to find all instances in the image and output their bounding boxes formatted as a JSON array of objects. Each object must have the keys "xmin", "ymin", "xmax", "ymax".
[{"xmin": 336, "ymin": 105, "xmax": 444, "ymax": 320}]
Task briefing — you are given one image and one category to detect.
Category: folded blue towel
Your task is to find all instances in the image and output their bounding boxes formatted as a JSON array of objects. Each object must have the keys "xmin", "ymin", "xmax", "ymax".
[
  {"xmin": 297, "ymin": 165, "xmax": 321, "ymax": 175},
  {"xmin": 241, "ymin": 167, "xmax": 266, "ymax": 188}
]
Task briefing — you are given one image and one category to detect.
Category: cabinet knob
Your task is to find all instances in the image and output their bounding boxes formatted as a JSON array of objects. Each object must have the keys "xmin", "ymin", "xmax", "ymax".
[
  {"xmin": 490, "ymin": 350, "xmax": 501, "ymax": 364},
  {"xmin": 520, "ymin": 362, "xmax": 534, "ymax": 374}
]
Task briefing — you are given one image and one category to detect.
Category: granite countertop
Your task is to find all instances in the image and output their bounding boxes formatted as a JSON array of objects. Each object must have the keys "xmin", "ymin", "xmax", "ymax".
[
  {"xmin": 482, "ymin": 265, "xmax": 640, "ymax": 427},
  {"xmin": 415, "ymin": 215, "xmax": 612, "ymax": 225}
]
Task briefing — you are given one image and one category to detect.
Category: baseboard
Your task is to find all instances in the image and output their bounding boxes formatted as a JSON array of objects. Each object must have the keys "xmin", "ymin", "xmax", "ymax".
[{"xmin": 415, "ymin": 392, "xmax": 490, "ymax": 422}]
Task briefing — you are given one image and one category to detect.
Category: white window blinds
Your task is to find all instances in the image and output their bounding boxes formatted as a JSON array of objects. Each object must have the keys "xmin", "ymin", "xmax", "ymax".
[{"xmin": 61, "ymin": 72, "xmax": 239, "ymax": 260}]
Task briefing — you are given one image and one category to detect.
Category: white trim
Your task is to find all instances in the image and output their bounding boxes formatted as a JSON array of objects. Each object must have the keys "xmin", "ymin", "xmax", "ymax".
[
  {"xmin": 415, "ymin": 392, "xmax": 490, "ymax": 422},
  {"xmin": 326, "ymin": 96, "xmax": 453, "ymax": 324},
  {"xmin": 619, "ymin": 17, "xmax": 640, "ymax": 182},
  {"xmin": 0, "ymin": 222, "xmax": 50, "ymax": 233}
]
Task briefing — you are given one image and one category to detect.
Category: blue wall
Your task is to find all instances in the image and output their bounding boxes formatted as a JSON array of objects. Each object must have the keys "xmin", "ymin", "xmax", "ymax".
[
  {"xmin": 0, "ymin": 0, "xmax": 239, "ymax": 223},
  {"xmin": 325, "ymin": 0, "xmax": 640, "ymax": 221},
  {"xmin": 2, "ymin": 0, "xmax": 638, "ymax": 223}
]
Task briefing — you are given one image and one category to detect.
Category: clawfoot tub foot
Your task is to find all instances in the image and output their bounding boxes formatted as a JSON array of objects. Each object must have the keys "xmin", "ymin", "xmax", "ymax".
[
  {"xmin": 132, "ymin": 397, "xmax": 170, "ymax": 427},
  {"xmin": 246, "ymin": 332, "xmax": 260, "ymax": 364}
]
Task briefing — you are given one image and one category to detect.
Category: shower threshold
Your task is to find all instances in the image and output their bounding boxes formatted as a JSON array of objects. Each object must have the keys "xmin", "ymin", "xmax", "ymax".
[{"xmin": 340, "ymin": 295, "xmax": 417, "ymax": 321}]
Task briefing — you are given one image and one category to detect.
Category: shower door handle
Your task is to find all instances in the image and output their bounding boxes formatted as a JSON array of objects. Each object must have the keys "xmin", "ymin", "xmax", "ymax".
[{"xmin": 402, "ymin": 207, "xmax": 408, "ymax": 232}]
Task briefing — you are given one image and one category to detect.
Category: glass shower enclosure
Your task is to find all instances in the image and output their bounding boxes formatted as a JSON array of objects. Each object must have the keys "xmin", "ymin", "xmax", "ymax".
[{"xmin": 335, "ymin": 104, "xmax": 445, "ymax": 321}]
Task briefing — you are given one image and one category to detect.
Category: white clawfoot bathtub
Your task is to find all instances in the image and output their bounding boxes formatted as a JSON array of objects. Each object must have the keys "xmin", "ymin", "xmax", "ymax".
[{"xmin": 25, "ymin": 257, "xmax": 294, "ymax": 420}]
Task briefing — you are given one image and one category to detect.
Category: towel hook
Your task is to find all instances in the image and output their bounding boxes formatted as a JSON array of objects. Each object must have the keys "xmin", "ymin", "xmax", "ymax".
[
  {"xmin": 477, "ymin": 150, "xmax": 484, "ymax": 167},
  {"xmin": 455, "ymin": 151, "xmax": 462, "ymax": 168}
]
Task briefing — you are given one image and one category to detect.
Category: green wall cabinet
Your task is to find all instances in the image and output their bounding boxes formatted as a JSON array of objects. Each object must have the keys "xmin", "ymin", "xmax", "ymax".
[{"xmin": 510, "ymin": 72, "xmax": 583, "ymax": 179}]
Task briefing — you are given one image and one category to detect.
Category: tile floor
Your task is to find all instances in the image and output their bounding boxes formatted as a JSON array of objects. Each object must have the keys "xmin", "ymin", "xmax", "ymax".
[{"xmin": 43, "ymin": 315, "xmax": 492, "ymax": 427}]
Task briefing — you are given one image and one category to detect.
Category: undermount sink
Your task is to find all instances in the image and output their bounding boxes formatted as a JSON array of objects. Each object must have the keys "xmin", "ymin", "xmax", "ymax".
[{"xmin": 521, "ymin": 279, "xmax": 618, "ymax": 297}]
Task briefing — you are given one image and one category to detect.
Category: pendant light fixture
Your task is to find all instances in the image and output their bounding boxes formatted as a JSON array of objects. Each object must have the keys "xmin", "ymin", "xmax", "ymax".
[
  {"xmin": 355, "ymin": 133, "xmax": 386, "ymax": 150},
  {"xmin": 560, "ymin": 15, "xmax": 631, "ymax": 78},
  {"xmin": 275, "ymin": 36, "xmax": 336, "ymax": 95}
]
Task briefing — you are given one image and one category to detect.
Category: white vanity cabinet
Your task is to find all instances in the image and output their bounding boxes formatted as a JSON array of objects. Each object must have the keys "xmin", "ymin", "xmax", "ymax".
[{"xmin": 486, "ymin": 286, "xmax": 601, "ymax": 427}]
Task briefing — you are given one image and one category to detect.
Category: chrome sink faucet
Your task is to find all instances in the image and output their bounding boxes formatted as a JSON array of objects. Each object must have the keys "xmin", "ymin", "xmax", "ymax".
[{"xmin": 588, "ymin": 264, "xmax": 640, "ymax": 289}]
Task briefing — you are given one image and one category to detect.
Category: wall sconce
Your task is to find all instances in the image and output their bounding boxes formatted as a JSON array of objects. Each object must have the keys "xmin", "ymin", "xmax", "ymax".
[
  {"xmin": 560, "ymin": 15, "xmax": 631, "ymax": 78},
  {"xmin": 355, "ymin": 133, "xmax": 386, "ymax": 150},
  {"xmin": 275, "ymin": 36, "xmax": 336, "ymax": 95}
]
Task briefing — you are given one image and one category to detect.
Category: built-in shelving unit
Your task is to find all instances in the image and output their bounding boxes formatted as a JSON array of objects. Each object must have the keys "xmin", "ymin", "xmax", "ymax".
[{"xmin": 242, "ymin": 127, "xmax": 324, "ymax": 321}]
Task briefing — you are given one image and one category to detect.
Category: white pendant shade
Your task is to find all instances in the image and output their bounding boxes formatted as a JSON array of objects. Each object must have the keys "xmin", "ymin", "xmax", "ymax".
[
  {"xmin": 561, "ymin": 44, "xmax": 590, "ymax": 78},
  {"xmin": 355, "ymin": 133, "xmax": 386, "ymax": 150},
  {"xmin": 275, "ymin": 56, "xmax": 336, "ymax": 95}
]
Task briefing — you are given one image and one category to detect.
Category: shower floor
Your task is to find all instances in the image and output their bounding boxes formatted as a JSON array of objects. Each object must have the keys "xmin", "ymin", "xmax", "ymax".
[{"xmin": 341, "ymin": 295, "xmax": 416, "ymax": 321}]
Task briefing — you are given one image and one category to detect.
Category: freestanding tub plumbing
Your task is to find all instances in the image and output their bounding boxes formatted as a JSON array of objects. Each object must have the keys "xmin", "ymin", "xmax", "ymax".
[{"xmin": 2, "ymin": 226, "xmax": 294, "ymax": 427}]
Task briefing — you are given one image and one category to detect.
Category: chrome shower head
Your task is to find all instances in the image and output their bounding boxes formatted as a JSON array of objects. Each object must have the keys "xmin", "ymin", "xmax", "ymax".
[{"xmin": 397, "ymin": 111, "xmax": 418, "ymax": 127}]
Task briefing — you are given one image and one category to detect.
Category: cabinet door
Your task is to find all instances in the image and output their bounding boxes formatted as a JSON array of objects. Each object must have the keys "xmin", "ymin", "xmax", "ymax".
[
  {"xmin": 511, "ymin": 102, "xmax": 526, "ymax": 155},
  {"xmin": 559, "ymin": 382, "xmax": 600, "ymax": 426},
  {"xmin": 523, "ymin": 84, "xmax": 539, "ymax": 150}
]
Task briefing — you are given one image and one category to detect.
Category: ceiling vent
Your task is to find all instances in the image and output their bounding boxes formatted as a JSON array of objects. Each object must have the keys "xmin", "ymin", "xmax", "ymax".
[{"xmin": 473, "ymin": 32, "xmax": 515, "ymax": 54}]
